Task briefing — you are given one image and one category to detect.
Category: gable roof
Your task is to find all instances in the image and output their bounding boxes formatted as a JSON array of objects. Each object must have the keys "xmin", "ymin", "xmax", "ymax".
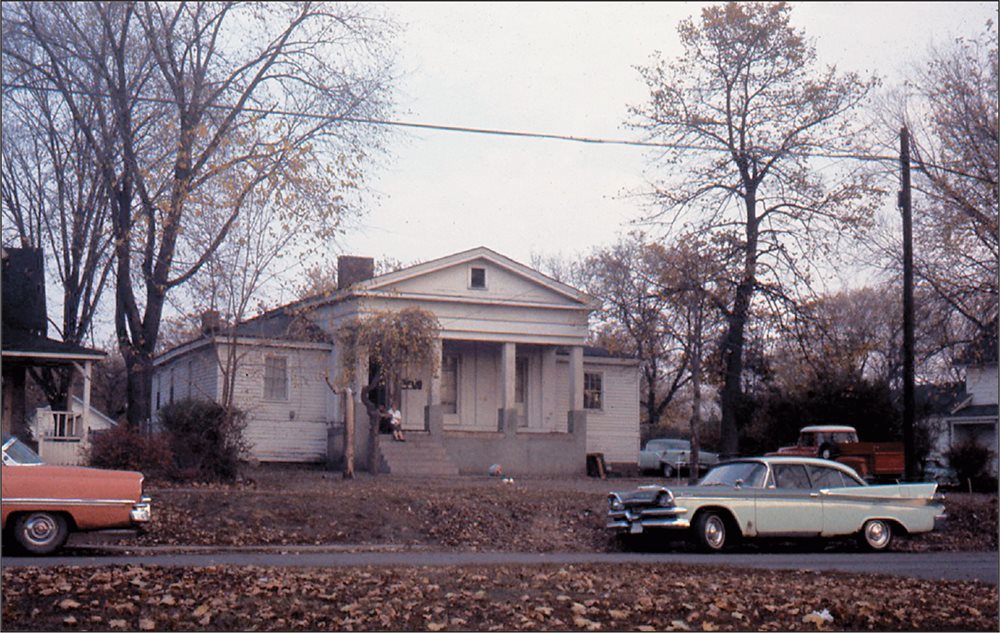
[
  {"xmin": 354, "ymin": 247, "xmax": 596, "ymax": 307},
  {"xmin": 156, "ymin": 247, "xmax": 599, "ymax": 360}
]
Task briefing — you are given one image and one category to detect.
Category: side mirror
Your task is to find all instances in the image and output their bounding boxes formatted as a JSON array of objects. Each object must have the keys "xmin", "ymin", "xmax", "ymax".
[{"xmin": 734, "ymin": 479, "xmax": 744, "ymax": 489}]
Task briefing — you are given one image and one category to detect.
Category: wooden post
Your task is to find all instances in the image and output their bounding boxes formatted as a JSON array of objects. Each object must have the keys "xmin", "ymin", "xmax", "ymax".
[
  {"xmin": 900, "ymin": 126, "xmax": 916, "ymax": 481},
  {"xmin": 343, "ymin": 387, "xmax": 355, "ymax": 479}
]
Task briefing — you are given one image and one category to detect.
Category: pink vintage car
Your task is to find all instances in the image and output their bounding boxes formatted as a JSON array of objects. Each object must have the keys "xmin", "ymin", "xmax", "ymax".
[{"xmin": 1, "ymin": 435, "xmax": 151, "ymax": 554}]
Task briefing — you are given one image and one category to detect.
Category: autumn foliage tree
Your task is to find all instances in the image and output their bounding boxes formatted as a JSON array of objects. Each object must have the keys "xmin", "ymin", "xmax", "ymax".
[
  {"xmin": 579, "ymin": 234, "xmax": 689, "ymax": 429},
  {"xmin": 2, "ymin": 1, "xmax": 397, "ymax": 426},
  {"xmin": 338, "ymin": 308, "xmax": 440, "ymax": 473},
  {"xmin": 629, "ymin": 2, "xmax": 879, "ymax": 457}
]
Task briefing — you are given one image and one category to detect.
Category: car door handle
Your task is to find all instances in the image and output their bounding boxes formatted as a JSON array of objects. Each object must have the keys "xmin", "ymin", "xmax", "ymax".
[{"xmin": 809, "ymin": 492, "xmax": 820, "ymax": 498}]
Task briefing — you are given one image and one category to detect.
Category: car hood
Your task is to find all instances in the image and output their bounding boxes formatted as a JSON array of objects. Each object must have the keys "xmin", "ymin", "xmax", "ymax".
[
  {"xmin": 4, "ymin": 464, "xmax": 144, "ymax": 500},
  {"xmin": 612, "ymin": 484, "xmax": 749, "ymax": 505}
]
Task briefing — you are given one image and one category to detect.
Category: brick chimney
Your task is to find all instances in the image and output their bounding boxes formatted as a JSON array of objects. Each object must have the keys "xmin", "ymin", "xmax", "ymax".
[
  {"xmin": 201, "ymin": 309, "xmax": 221, "ymax": 335},
  {"xmin": 337, "ymin": 256, "xmax": 375, "ymax": 290}
]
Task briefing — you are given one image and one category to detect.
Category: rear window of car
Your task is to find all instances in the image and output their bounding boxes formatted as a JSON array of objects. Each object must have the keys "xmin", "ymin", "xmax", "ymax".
[
  {"xmin": 807, "ymin": 465, "xmax": 863, "ymax": 488},
  {"xmin": 772, "ymin": 464, "xmax": 811, "ymax": 489}
]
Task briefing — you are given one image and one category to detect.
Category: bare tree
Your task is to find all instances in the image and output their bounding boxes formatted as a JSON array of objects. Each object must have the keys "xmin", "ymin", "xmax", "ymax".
[
  {"xmin": 629, "ymin": 2, "xmax": 879, "ymax": 457},
  {"xmin": 3, "ymin": 1, "xmax": 397, "ymax": 425},
  {"xmin": 1, "ymin": 65, "xmax": 114, "ymax": 409},
  {"xmin": 905, "ymin": 21, "xmax": 998, "ymax": 360},
  {"xmin": 656, "ymin": 237, "xmax": 728, "ymax": 483}
]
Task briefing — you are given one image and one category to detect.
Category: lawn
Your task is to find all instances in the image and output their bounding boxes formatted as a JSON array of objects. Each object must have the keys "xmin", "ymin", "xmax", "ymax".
[
  {"xmin": 127, "ymin": 465, "xmax": 997, "ymax": 553},
  {"xmin": 3, "ymin": 466, "xmax": 997, "ymax": 631}
]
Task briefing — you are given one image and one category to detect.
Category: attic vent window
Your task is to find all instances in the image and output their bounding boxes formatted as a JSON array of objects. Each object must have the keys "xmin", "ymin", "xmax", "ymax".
[{"xmin": 470, "ymin": 267, "xmax": 487, "ymax": 289}]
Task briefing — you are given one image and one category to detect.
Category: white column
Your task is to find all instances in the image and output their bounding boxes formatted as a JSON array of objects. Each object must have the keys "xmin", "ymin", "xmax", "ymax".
[
  {"xmin": 500, "ymin": 342, "xmax": 516, "ymax": 410},
  {"xmin": 74, "ymin": 361, "xmax": 93, "ymax": 437},
  {"xmin": 568, "ymin": 345, "xmax": 584, "ymax": 411},
  {"xmin": 427, "ymin": 338, "xmax": 442, "ymax": 406},
  {"xmin": 541, "ymin": 347, "xmax": 557, "ymax": 428}
]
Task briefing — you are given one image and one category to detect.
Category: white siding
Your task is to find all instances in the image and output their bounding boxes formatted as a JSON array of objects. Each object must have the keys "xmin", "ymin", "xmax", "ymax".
[
  {"xmin": 966, "ymin": 365, "xmax": 999, "ymax": 406},
  {"xmin": 557, "ymin": 358, "xmax": 640, "ymax": 464},
  {"xmin": 152, "ymin": 345, "xmax": 219, "ymax": 412},
  {"xmin": 380, "ymin": 258, "xmax": 574, "ymax": 305},
  {"xmin": 225, "ymin": 344, "xmax": 332, "ymax": 462}
]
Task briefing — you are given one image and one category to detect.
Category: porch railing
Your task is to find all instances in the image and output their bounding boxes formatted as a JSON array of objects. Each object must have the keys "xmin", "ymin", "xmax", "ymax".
[{"xmin": 44, "ymin": 411, "xmax": 84, "ymax": 439}]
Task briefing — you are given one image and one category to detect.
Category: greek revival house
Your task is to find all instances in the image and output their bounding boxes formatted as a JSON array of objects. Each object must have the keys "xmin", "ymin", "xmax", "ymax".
[{"xmin": 152, "ymin": 247, "xmax": 640, "ymax": 475}]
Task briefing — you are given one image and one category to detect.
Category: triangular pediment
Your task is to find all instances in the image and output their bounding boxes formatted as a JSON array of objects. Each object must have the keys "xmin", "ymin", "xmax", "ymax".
[{"xmin": 357, "ymin": 247, "xmax": 597, "ymax": 309}]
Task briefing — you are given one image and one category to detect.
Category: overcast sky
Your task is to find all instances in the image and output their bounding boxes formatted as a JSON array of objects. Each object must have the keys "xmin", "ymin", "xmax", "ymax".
[{"xmin": 331, "ymin": 1, "xmax": 996, "ymax": 275}]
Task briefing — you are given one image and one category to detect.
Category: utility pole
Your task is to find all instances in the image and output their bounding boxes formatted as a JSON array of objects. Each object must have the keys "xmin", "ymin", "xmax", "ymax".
[{"xmin": 899, "ymin": 126, "xmax": 916, "ymax": 481}]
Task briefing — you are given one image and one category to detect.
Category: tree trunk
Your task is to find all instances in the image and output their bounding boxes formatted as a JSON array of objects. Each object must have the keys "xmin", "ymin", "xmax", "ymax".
[
  {"xmin": 719, "ymin": 196, "xmax": 759, "ymax": 460},
  {"xmin": 360, "ymin": 382, "xmax": 381, "ymax": 475},
  {"xmin": 688, "ymin": 306, "xmax": 704, "ymax": 485},
  {"xmin": 343, "ymin": 387, "xmax": 355, "ymax": 479},
  {"xmin": 124, "ymin": 352, "xmax": 154, "ymax": 428}
]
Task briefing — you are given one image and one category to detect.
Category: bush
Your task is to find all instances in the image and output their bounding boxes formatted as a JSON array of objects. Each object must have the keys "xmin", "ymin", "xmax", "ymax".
[
  {"xmin": 946, "ymin": 440, "xmax": 997, "ymax": 492},
  {"xmin": 158, "ymin": 399, "xmax": 249, "ymax": 483},
  {"xmin": 86, "ymin": 424, "xmax": 173, "ymax": 478}
]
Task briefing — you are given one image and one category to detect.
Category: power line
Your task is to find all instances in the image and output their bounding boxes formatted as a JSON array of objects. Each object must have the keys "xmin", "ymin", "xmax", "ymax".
[{"xmin": 2, "ymin": 80, "xmax": 990, "ymax": 182}]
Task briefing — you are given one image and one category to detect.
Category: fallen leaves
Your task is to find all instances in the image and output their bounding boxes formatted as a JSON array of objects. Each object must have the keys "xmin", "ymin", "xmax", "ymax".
[{"xmin": 2, "ymin": 563, "xmax": 997, "ymax": 631}]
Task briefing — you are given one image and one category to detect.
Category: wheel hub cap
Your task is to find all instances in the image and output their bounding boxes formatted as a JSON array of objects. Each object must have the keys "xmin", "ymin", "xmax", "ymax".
[
  {"xmin": 706, "ymin": 517, "xmax": 725, "ymax": 548},
  {"xmin": 25, "ymin": 515, "xmax": 57, "ymax": 545},
  {"xmin": 865, "ymin": 521, "xmax": 889, "ymax": 548}
]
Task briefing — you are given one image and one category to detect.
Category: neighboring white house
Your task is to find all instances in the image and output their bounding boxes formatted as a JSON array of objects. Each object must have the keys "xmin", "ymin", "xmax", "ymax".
[
  {"xmin": 926, "ymin": 334, "xmax": 999, "ymax": 479},
  {"xmin": 30, "ymin": 396, "xmax": 118, "ymax": 466},
  {"xmin": 152, "ymin": 247, "xmax": 641, "ymax": 475}
]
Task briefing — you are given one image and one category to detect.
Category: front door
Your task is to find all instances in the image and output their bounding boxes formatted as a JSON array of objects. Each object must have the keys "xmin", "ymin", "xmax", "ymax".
[{"xmin": 754, "ymin": 463, "xmax": 823, "ymax": 536}]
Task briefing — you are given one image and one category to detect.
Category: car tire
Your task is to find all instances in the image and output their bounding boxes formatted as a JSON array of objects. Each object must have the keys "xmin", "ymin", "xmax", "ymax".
[
  {"xmin": 662, "ymin": 462, "xmax": 674, "ymax": 478},
  {"xmin": 693, "ymin": 511, "xmax": 729, "ymax": 552},
  {"xmin": 858, "ymin": 519, "xmax": 893, "ymax": 551},
  {"xmin": 13, "ymin": 512, "xmax": 69, "ymax": 555}
]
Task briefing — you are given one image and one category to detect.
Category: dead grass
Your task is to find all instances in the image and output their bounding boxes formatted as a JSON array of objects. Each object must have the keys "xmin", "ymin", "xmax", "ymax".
[{"xmin": 132, "ymin": 465, "xmax": 997, "ymax": 552}]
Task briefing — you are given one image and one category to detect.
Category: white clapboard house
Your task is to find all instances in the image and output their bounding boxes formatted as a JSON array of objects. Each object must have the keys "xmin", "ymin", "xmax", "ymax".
[{"xmin": 152, "ymin": 247, "xmax": 640, "ymax": 475}]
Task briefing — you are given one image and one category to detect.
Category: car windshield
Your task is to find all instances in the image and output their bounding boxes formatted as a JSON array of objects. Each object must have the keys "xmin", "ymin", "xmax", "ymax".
[
  {"xmin": 699, "ymin": 461, "xmax": 766, "ymax": 488},
  {"xmin": 2, "ymin": 436, "xmax": 44, "ymax": 465}
]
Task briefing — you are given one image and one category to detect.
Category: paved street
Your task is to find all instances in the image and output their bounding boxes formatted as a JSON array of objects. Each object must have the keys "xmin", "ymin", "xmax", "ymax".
[{"xmin": 3, "ymin": 548, "xmax": 996, "ymax": 584}]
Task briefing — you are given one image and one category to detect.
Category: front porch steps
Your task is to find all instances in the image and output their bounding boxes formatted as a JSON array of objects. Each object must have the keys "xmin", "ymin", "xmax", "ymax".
[{"xmin": 376, "ymin": 433, "xmax": 459, "ymax": 476}]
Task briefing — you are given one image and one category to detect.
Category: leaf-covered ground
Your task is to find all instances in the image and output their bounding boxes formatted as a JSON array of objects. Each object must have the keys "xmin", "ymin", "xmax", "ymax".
[
  {"xmin": 3, "ymin": 467, "xmax": 997, "ymax": 631},
  {"xmin": 123, "ymin": 467, "xmax": 996, "ymax": 553},
  {"xmin": 2, "ymin": 563, "xmax": 997, "ymax": 631}
]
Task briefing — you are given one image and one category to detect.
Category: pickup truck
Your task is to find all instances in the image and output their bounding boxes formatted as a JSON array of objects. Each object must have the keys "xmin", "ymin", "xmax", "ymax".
[{"xmin": 768, "ymin": 425, "xmax": 905, "ymax": 480}]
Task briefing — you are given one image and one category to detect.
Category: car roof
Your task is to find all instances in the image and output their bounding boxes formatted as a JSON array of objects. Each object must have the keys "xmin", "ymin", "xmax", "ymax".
[
  {"xmin": 799, "ymin": 425, "xmax": 857, "ymax": 433},
  {"xmin": 722, "ymin": 456, "xmax": 864, "ymax": 478}
]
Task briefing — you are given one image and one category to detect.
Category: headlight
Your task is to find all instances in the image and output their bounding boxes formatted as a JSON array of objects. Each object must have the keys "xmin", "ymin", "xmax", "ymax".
[
  {"xmin": 608, "ymin": 493, "xmax": 624, "ymax": 511},
  {"xmin": 656, "ymin": 489, "xmax": 675, "ymax": 507}
]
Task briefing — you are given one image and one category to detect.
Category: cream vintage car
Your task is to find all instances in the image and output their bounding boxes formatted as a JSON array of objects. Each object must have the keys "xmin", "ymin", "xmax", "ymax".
[
  {"xmin": 1, "ymin": 435, "xmax": 151, "ymax": 555},
  {"xmin": 608, "ymin": 456, "xmax": 945, "ymax": 552}
]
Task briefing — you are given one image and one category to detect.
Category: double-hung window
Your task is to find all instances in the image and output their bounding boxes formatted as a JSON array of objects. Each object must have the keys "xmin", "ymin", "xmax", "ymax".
[
  {"xmin": 263, "ymin": 355, "xmax": 288, "ymax": 401},
  {"xmin": 583, "ymin": 372, "xmax": 603, "ymax": 411}
]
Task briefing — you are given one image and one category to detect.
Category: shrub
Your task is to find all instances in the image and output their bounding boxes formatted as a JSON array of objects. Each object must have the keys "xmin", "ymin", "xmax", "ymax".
[
  {"xmin": 158, "ymin": 399, "xmax": 249, "ymax": 483},
  {"xmin": 86, "ymin": 424, "xmax": 173, "ymax": 479},
  {"xmin": 946, "ymin": 440, "xmax": 997, "ymax": 492}
]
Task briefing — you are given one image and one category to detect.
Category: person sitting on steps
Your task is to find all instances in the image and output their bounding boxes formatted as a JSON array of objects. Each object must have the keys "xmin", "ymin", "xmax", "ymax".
[{"xmin": 388, "ymin": 403, "xmax": 405, "ymax": 441}]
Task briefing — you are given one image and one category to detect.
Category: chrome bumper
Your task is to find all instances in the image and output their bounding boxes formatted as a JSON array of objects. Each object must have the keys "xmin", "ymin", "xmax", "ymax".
[
  {"xmin": 607, "ymin": 506, "xmax": 690, "ymax": 533},
  {"xmin": 130, "ymin": 497, "xmax": 152, "ymax": 523},
  {"xmin": 933, "ymin": 513, "xmax": 947, "ymax": 531}
]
